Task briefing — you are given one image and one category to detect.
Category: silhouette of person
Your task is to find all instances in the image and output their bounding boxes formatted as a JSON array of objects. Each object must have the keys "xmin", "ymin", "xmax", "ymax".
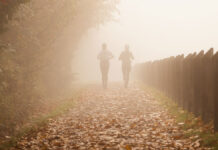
[
  {"xmin": 97, "ymin": 43, "xmax": 113, "ymax": 89},
  {"xmin": 119, "ymin": 44, "xmax": 134, "ymax": 88}
]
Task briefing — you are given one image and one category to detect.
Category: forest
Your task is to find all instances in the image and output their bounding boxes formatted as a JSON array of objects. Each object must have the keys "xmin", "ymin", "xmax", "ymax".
[{"xmin": 0, "ymin": 0, "xmax": 118, "ymax": 138}]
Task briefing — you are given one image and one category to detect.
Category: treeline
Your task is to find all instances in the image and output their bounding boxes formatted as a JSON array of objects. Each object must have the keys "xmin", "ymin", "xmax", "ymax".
[
  {"xmin": 0, "ymin": 0, "xmax": 30, "ymax": 33},
  {"xmin": 134, "ymin": 48, "xmax": 218, "ymax": 132},
  {"xmin": 0, "ymin": 0, "xmax": 118, "ymax": 138}
]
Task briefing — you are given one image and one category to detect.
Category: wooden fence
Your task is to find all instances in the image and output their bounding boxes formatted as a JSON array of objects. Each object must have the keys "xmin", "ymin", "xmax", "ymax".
[{"xmin": 134, "ymin": 48, "xmax": 218, "ymax": 132}]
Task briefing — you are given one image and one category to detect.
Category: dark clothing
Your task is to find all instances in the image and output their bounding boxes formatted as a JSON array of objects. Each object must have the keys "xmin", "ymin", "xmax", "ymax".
[
  {"xmin": 98, "ymin": 50, "xmax": 113, "ymax": 62},
  {"xmin": 100, "ymin": 60, "xmax": 109, "ymax": 88},
  {"xmin": 122, "ymin": 62, "xmax": 131, "ymax": 83},
  {"xmin": 119, "ymin": 50, "xmax": 134, "ymax": 88},
  {"xmin": 100, "ymin": 60, "xmax": 110, "ymax": 73},
  {"xmin": 119, "ymin": 51, "xmax": 134, "ymax": 64},
  {"xmin": 98, "ymin": 50, "xmax": 113, "ymax": 88}
]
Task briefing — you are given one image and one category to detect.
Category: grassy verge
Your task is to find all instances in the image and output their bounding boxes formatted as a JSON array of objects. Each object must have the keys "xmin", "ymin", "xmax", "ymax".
[
  {"xmin": 140, "ymin": 84, "xmax": 218, "ymax": 150},
  {"xmin": 0, "ymin": 87, "xmax": 84, "ymax": 150}
]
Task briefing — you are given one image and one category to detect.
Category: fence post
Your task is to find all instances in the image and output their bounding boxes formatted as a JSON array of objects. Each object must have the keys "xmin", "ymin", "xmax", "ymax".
[
  {"xmin": 214, "ymin": 51, "xmax": 218, "ymax": 132},
  {"xmin": 174, "ymin": 55, "xmax": 179, "ymax": 103},
  {"xmin": 178, "ymin": 55, "xmax": 184, "ymax": 107},
  {"xmin": 182, "ymin": 54, "xmax": 192, "ymax": 111},
  {"xmin": 193, "ymin": 50, "xmax": 204, "ymax": 116},
  {"xmin": 188, "ymin": 53, "xmax": 196, "ymax": 113},
  {"xmin": 202, "ymin": 49, "xmax": 214, "ymax": 122}
]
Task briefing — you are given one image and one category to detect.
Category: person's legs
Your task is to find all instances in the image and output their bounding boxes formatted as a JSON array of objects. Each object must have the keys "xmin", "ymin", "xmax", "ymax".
[
  {"xmin": 122, "ymin": 65, "xmax": 125, "ymax": 82},
  {"xmin": 122, "ymin": 63, "xmax": 128, "ymax": 88},
  {"xmin": 125, "ymin": 70, "xmax": 129, "ymax": 88},
  {"xmin": 122, "ymin": 63, "xmax": 131, "ymax": 88},
  {"xmin": 100, "ymin": 62, "xmax": 105, "ymax": 88},
  {"xmin": 100, "ymin": 61, "xmax": 109, "ymax": 89},
  {"xmin": 124, "ymin": 69, "xmax": 129, "ymax": 88},
  {"xmin": 125, "ymin": 63, "xmax": 131, "ymax": 88},
  {"xmin": 102, "ymin": 72, "xmax": 106, "ymax": 88},
  {"xmin": 104, "ymin": 63, "xmax": 109, "ymax": 89}
]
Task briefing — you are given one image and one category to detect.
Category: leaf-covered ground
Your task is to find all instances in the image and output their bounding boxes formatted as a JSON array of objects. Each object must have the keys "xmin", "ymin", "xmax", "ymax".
[{"xmin": 12, "ymin": 84, "xmax": 211, "ymax": 150}]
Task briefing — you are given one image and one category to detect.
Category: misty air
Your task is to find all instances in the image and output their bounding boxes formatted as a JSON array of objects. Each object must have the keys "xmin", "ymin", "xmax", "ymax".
[{"xmin": 0, "ymin": 0, "xmax": 218, "ymax": 149}]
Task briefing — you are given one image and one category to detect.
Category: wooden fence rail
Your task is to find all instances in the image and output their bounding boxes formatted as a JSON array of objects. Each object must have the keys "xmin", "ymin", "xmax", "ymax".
[{"xmin": 134, "ymin": 48, "xmax": 218, "ymax": 132}]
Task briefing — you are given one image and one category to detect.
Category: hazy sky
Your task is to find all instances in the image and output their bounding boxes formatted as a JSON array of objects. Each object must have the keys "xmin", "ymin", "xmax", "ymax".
[{"xmin": 74, "ymin": 0, "xmax": 218, "ymax": 81}]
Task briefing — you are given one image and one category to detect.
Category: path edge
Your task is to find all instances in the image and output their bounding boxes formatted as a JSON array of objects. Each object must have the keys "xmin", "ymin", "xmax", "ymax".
[
  {"xmin": 0, "ymin": 85, "xmax": 85, "ymax": 150},
  {"xmin": 138, "ymin": 83, "xmax": 218, "ymax": 149}
]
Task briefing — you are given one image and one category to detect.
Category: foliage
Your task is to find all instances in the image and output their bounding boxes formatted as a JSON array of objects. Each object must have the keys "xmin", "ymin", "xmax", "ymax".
[
  {"xmin": 0, "ymin": 0, "xmax": 30, "ymax": 33},
  {"xmin": 0, "ymin": 0, "xmax": 119, "ymax": 138},
  {"xmin": 0, "ymin": 86, "xmax": 84, "ymax": 149}
]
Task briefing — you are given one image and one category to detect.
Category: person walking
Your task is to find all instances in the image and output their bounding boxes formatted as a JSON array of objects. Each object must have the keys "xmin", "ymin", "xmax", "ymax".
[
  {"xmin": 97, "ymin": 43, "xmax": 113, "ymax": 89},
  {"xmin": 119, "ymin": 44, "xmax": 134, "ymax": 88}
]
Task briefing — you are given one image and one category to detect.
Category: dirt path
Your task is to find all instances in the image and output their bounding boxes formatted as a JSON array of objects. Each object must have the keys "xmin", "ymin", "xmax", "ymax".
[{"xmin": 14, "ymin": 84, "xmax": 209, "ymax": 150}]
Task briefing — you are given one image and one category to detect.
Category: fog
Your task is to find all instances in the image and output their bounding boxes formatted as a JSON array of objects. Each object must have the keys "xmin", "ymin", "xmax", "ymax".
[
  {"xmin": 73, "ymin": 0, "xmax": 218, "ymax": 82},
  {"xmin": 2, "ymin": 0, "xmax": 218, "ymax": 146}
]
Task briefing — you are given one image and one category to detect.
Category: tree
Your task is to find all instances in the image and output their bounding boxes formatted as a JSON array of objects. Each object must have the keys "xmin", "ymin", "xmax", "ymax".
[
  {"xmin": 0, "ymin": 0, "xmax": 119, "ymax": 137},
  {"xmin": 0, "ymin": 0, "xmax": 30, "ymax": 33}
]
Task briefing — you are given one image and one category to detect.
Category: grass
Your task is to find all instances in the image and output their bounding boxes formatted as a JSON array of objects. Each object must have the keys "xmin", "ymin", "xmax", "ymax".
[
  {"xmin": 0, "ymin": 87, "xmax": 84, "ymax": 150},
  {"xmin": 140, "ymin": 84, "xmax": 218, "ymax": 150}
]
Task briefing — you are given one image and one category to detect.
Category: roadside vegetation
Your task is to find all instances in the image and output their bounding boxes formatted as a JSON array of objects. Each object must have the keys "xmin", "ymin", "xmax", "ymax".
[
  {"xmin": 141, "ymin": 85, "xmax": 218, "ymax": 149},
  {"xmin": 0, "ymin": 0, "xmax": 119, "ymax": 147},
  {"xmin": 0, "ymin": 86, "xmax": 84, "ymax": 149}
]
